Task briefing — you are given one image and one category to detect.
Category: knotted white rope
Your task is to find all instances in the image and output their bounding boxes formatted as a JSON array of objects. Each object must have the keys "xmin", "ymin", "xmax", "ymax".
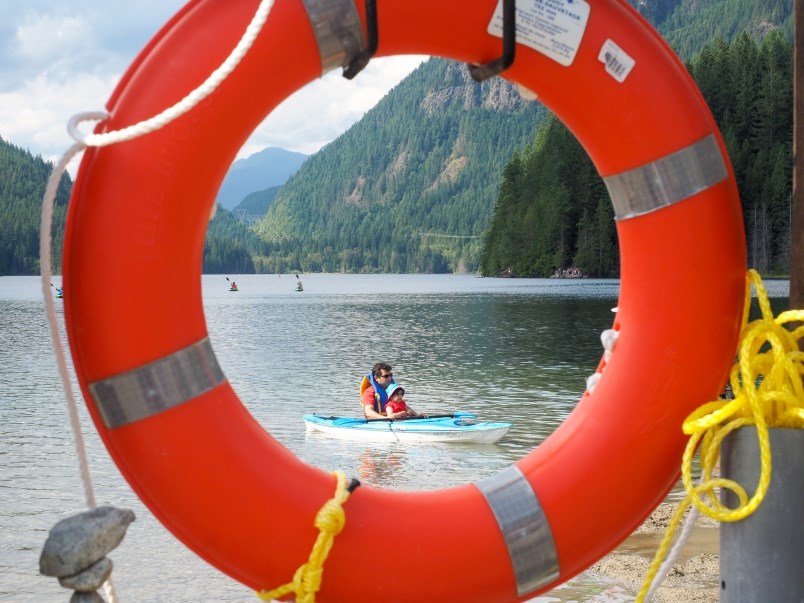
[
  {"xmin": 68, "ymin": 0, "xmax": 275, "ymax": 147},
  {"xmin": 585, "ymin": 327, "xmax": 619, "ymax": 394},
  {"xmin": 39, "ymin": 2, "xmax": 276, "ymax": 600}
]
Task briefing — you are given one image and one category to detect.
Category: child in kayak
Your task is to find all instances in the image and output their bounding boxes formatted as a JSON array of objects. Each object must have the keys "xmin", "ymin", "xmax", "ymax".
[{"xmin": 384, "ymin": 384, "xmax": 427, "ymax": 419}]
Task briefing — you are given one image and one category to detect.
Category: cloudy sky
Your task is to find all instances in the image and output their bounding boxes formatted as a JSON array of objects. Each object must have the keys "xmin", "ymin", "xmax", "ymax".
[{"xmin": 0, "ymin": 1, "xmax": 425, "ymax": 174}]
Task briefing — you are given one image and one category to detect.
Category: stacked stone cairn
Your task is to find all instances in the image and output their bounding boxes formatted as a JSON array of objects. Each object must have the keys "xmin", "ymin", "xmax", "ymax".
[{"xmin": 40, "ymin": 506, "xmax": 135, "ymax": 603}]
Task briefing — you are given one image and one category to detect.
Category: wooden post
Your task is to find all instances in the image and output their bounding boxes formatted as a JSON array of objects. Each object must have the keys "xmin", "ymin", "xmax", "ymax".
[{"xmin": 792, "ymin": 0, "xmax": 804, "ymax": 310}]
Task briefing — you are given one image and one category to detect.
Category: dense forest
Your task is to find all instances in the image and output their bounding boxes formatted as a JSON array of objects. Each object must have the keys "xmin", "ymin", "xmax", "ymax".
[
  {"xmin": 0, "ymin": 135, "xmax": 263, "ymax": 276},
  {"xmin": 657, "ymin": 0, "xmax": 793, "ymax": 57},
  {"xmin": 253, "ymin": 0, "xmax": 793, "ymax": 275},
  {"xmin": 254, "ymin": 59, "xmax": 548, "ymax": 274},
  {"xmin": 480, "ymin": 119, "xmax": 616, "ymax": 277},
  {"xmin": 481, "ymin": 30, "xmax": 792, "ymax": 277},
  {"xmin": 203, "ymin": 206, "xmax": 267, "ymax": 274},
  {"xmin": 0, "ymin": 137, "xmax": 71, "ymax": 275}
]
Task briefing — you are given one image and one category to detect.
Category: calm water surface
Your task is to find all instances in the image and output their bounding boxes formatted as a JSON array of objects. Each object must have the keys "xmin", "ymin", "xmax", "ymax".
[{"xmin": 0, "ymin": 274, "xmax": 789, "ymax": 602}]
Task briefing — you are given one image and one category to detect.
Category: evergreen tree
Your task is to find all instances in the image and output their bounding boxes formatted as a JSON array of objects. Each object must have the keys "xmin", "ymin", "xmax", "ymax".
[
  {"xmin": 0, "ymin": 136, "xmax": 71, "ymax": 275},
  {"xmin": 481, "ymin": 30, "xmax": 792, "ymax": 278},
  {"xmin": 205, "ymin": 205, "xmax": 268, "ymax": 273}
]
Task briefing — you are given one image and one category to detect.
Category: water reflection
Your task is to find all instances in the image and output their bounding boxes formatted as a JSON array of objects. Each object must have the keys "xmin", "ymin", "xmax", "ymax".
[{"xmin": 357, "ymin": 447, "xmax": 405, "ymax": 485}]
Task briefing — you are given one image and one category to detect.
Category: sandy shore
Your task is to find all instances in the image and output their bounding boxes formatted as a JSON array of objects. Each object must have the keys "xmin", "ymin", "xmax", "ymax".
[{"xmin": 579, "ymin": 502, "xmax": 720, "ymax": 602}]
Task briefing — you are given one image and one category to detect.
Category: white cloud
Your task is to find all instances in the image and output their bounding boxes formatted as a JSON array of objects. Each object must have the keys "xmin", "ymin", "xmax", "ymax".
[
  {"xmin": 0, "ymin": 71, "xmax": 118, "ymax": 175},
  {"xmin": 14, "ymin": 13, "xmax": 90, "ymax": 66},
  {"xmin": 0, "ymin": 0, "xmax": 426, "ymax": 175},
  {"xmin": 242, "ymin": 55, "xmax": 426, "ymax": 158}
]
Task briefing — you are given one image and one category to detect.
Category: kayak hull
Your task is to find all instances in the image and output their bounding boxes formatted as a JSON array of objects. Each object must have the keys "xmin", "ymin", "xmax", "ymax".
[{"xmin": 303, "ymin": 412, "xmax": 511, "ymax": 444}]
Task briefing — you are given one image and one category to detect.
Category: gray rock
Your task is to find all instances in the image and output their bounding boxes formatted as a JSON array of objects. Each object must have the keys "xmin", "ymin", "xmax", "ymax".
[
  {"xmin": 59, "ymin": 557, "xmax": 113, "ymax": 592},
  {"xmin": 69, "ymin": 591, "xmax": 106, "ymax": 603},
  {"xmin": 40, "ymin": 507, "xmax": 135, "ymax": 577}
]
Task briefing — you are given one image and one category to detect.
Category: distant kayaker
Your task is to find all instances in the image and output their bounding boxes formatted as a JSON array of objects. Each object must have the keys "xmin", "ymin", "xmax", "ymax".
[
  {"xmin": 384, "ymin": 384, "xmax": 426, "ymax": 419},
  {"xmin": 361, "ymin": 362, "xmax": 395, "ymax": 419}
]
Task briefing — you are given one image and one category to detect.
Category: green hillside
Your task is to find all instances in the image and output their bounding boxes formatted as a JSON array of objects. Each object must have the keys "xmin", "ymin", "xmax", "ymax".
[
  {"xmin": 482, "ymin": 29, "xmax": 792, "ymax": 277},
  {"xmin": 234, "ymin": 185, "xmax": 282, "ymax": 218},
  {"xmin": 204, "ymin": 206, "xmax": 268, "ymax": 274},
  {"xmin": 0, "ymin": 137, "xmax": 71, "ymax": 275},
  {"xmin": 253, "ymin": 0, "xmax": 793, "ymax": 274},
  {"xmin": 0, "ymin": 0, "xmax": 794, "ymax": 276},
  {"xmin": 0, "ymin": 132, "xmax": 262, "ymax": 276},
  {"xmin": 658, "ymin": 0, "xmax": 792, "ymax": 58},
  {"xmin": 254, "ymin": 58, "xmax": 548, "ymax": 273}
]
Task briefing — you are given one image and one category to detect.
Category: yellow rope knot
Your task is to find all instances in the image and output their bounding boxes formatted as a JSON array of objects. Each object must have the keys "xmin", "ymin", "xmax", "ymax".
[
  {"xmin": 292, "ymin": 563, "xmax": 323, "ymax": 603},
  {"xmin": 681, "ymin": 269, "xmax": 804, "ymax": 523},
  {"xmin": 256, "ymin": 471, "xmax": 356, "ymax": 603},
  {"xmin": 314, "ymin": 498, "xmax": 346, "ymax": 535},
  {"xmin": 635, "ymin": 269, "xmax": 804, "ymax": 603}
]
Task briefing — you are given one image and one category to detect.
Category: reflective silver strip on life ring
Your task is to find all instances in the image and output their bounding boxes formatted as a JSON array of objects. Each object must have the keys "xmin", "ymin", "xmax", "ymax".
[
  {"xmin": 604, "ymin": 134, "xmax": 728, "ymax": 220},
  {"xmin": 302, "ymin": 0, "xmax": 366, "ymax": 74},
  {"xmin": 475, "ymin": 465, "xmax": 559, "ymax": 595},
  {"xmin": 89, "ymin": 338, "xmax": 225, "ymax": 429}
]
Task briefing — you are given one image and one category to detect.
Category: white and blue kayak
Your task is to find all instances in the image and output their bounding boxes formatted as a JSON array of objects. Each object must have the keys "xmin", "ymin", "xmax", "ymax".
[{"xmin": 303, "ymin": 412, "xmax": 512, "ymax": 444}]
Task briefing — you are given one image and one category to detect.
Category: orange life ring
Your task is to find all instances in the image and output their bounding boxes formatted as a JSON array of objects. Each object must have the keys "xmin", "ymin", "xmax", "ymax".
[{"xmin": 63, "ymin": 0, "xmax": 745, "ymax": 601}]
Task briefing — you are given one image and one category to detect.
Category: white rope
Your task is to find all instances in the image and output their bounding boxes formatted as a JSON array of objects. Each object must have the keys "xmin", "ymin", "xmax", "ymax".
[
  {"xmin": 40, "ymin": 143, "xmax": 95, "ymax": 508},
  {"xmin": 643, "ymin": 504, "xmax": 700, "ymax": 601},
  {"xmin": 40, "ymin": 2, "xmax": 277, "ymax": 600},
  {"xmin": 68, "ymin": 0, "xmax": 276, "ymax": 147},
  {"xmin": 40, "ymin": 143, "xmax": 122, "ymax": 603},
  {"xmin": 585, "ymin": 328, "xmax": 619, "ymax": 394}
]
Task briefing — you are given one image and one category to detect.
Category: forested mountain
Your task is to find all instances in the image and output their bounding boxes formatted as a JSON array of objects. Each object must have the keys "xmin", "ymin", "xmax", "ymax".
[
  {"xmin": 254, "ymin": 59, "xmax": 548, "ymax": 273},
  {"xmin": 0, "ymin": 0, "xmax": 793, "ymax": 276},
  {"xmin": 656, "ymin": 0, "xmax": 793, "ymax": 58},
  {"xmin": 0, "ymin": 131, "xmax": 263, "ymax": 276},
  {"xmin": 215, "ymin": 147, "xmax": 307, "ymax": 210},
  {"xmin": 0, "ymin": 137, "xmax": 71, "ymax": 275},
  {"xmin": 480, "ymin": 118, "xmax": 616, "ymax": 277},
  {"xmin": 694, "ymin": 31, "xmax": 792, "ymax": 274},
  {"xmin": 481, "ymin": 30, "xmax": 792, "ymax": 277},
  {"xmin": 204, "ymin": 205, "xmax": 270, "ymax": 274},
  {"xmin": 253, "ymin": 0, "xmax": 793, "ymax": 274},
  {"xmin": 234, "ymin": 185, "xmax": 281, "ymax": 220}
]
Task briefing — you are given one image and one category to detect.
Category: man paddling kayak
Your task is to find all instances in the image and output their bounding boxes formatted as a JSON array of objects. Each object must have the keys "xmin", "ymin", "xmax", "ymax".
[{"xmin": 360, "ymin": 362, "xmax": 395, "ymax": 419}]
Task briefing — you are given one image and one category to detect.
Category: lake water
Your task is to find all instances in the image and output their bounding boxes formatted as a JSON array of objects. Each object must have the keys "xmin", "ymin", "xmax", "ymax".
[{"xmin": 0, "ymin": 274, "xmax": 790, "ymax": 602}]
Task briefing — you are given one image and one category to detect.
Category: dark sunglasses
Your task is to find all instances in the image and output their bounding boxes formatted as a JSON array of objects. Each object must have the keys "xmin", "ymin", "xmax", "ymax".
[{"xmin": 379, "ymin": 373, "xmax": 393, "ymax": 378}]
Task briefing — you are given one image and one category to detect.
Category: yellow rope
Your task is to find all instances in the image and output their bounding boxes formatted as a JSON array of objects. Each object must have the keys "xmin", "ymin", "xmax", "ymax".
[
  {"xmin": 256, "ymin": 471, "xmax": 354, "ymax": 603},
  {"xmin": 635, "ymin": 269, "xmax": 804, "ymax": 602}
]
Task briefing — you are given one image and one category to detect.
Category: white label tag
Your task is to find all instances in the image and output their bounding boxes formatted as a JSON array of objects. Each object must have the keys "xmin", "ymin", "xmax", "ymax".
[
  {"xmin": 487, "ymin": 0, "xmax": 590, "ymax": 67},
  {"xmin": 598, "ymin": 39, "xmax": 635, "ymax": 83}
]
